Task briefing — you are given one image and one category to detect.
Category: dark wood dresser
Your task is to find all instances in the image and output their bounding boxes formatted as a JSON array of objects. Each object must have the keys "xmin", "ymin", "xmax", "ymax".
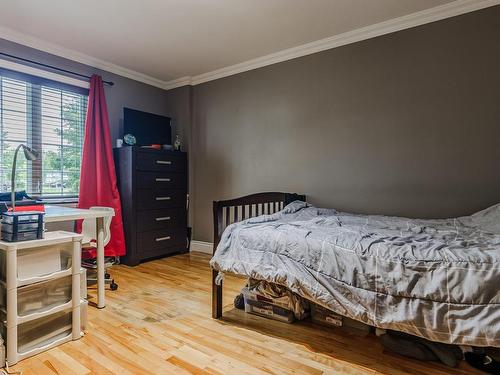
[{"xmin": 114, "ymin": 146, "xmax": 188, "ymax": 266}]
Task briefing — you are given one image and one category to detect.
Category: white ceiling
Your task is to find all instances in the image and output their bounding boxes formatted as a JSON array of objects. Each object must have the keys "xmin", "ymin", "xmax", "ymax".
[{"xmin": 0, "ymin": 0, "xmax": 494, "ymax": 88}]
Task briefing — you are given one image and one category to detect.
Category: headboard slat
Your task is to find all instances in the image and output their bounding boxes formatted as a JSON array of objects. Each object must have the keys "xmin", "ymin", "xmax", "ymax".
[
  {"xmin": 225, "ymin": 206, "xmax": 230, "ymax": 226},
  {"xmin": 212, "ymin": 192, "xmax": 306, "ymax": 255}
]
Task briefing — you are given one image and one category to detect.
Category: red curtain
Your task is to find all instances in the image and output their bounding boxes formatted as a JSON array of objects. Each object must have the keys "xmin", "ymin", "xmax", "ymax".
[{"xmin": 76, "ymin": 75, "xmax": 126, "ymax": 257}]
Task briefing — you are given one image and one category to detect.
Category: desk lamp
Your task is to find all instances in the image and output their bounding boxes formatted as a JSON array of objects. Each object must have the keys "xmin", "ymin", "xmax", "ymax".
[{"xmin": 11, "ymin": 144, "xmax": 39, "ymax": 210}]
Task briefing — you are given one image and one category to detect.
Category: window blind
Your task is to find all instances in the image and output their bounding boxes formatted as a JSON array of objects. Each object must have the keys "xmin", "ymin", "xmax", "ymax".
[{"xmin": 0, "ymin": 71, "xmax": 88, "ymax": 198}]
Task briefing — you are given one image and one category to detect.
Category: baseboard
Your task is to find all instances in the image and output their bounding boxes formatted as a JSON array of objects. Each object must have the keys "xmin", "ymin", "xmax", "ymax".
[{"xmin": 190, "ymin": 240, "xmax": 213, "ymax": 254}]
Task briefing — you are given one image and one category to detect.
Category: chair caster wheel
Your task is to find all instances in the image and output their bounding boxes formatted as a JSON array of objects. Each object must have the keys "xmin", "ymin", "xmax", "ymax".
[
  {"xmin": 110, "ymin": 282, "xmax": 118, "ymax": 291},
  {"xmin": 105, "ymin": 273, "xmax": 111, "ymax": 278}
]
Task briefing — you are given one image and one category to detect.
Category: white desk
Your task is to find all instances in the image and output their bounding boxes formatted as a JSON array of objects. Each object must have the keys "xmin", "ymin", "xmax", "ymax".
[{"xmin": 44, "ymin": 205, "xmax": 114, "ymax": 308}]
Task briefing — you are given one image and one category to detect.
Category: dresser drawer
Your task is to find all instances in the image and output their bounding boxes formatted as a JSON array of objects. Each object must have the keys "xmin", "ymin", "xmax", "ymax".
[
  {"xmin": 137, "ymin": 208, "xmax": 186, "ymax": 232},
  {"xmin": 137, "ymin": 228, "xmax": 187, "ymax": 252},
  {"xmin": 137, "ymin": 189, "xmax": 186, "ymax": 210},
  {"xmin": 137, "ymin": 151, "xmax": 186, "ymax": 172},
  {"xmin": 136, "ymin": 171, "xmax": 186, "ymax": 189}
]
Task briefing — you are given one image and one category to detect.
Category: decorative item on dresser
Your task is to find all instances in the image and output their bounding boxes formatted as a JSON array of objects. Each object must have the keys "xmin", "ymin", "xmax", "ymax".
[{"xmin": 114, "ymin": 146, "xmax": 188, "ymax": 266}]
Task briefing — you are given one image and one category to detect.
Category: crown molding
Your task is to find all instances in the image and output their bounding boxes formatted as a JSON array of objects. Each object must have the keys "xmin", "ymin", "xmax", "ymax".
[
  {"xmin": 0, "ymin": 0, "xmax": 498, "ymax": 91},
  {"xmin": 162, "ymin": 76, "xmax": 192, "ymax": 91},
  {"xmin": 165, "ymin": 0, "xmax": 500, "ymax": 89},
  {"xmin": 0, "ymin": 25, "xmax": 167, "ymax": 89}
]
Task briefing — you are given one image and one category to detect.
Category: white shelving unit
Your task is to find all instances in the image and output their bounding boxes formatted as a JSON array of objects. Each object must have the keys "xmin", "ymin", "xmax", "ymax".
[{"xmin": 0, "ymin": 231, "xmax": 83, "ymax": 366}]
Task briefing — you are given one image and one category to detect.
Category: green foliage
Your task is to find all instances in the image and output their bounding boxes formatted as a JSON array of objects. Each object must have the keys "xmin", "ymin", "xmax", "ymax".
[
  {"xmin": 1, "ymin": 86, "xmax": 86, "ymax": 196},
  {"xmin": 42, "ymin": 94, "xmax": 85, "ymax": 196},
  {"xmin": 0, "ymin": 129, "xmax": 27, "ymax": 192}
]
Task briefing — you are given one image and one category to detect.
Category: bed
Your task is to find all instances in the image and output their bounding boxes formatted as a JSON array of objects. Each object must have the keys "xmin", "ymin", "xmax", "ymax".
[{"xmin": 210, "ymin": 192, "xmax": 500, "ymax": 347}]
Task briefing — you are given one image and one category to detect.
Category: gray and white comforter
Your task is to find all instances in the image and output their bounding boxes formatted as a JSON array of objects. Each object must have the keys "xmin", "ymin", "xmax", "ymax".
[{"xmin": 210, "ymin": 201, "xmax": 500, "ymax": 347}]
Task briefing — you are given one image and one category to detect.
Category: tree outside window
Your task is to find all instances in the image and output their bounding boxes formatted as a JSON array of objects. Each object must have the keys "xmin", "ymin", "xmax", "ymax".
[{"xmin": 0, "ymin": 75, "xmax": 87, "ymax": 197}]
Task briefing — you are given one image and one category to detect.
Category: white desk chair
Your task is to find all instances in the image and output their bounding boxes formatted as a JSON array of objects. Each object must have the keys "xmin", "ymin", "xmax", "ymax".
[{"xmin": 81, "ymin": 207, "xmax": 118, "ymax": 291}]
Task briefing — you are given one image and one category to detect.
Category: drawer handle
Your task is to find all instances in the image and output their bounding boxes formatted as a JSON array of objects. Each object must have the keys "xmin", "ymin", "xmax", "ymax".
[
  {"xmin": 155, "ymin": 236, "xmax": 171, "ymax": 242},
  {"xmin": 155, "ymin": 216, "xmax": 171, "ymax": 221},
  {"xmin": 156, "ymin": 160, "xmax": 172, "ymax": 165},
  {"xmin": 155, "ymin": 178, "xmax": 171, "ymax": 182},
  {"xmin": 156, "ymin": 197, "xmax": 171, "ymax": 201}
]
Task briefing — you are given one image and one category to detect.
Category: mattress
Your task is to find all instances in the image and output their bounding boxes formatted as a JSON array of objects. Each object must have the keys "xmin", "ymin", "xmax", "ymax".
[{"xmin": 210, "ymin": 201, "xmax": 500, "ymax": 347}]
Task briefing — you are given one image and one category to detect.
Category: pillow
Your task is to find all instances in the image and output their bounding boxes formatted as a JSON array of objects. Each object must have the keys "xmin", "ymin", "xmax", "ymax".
[{"xmin": 470, "ymin": 203, "xmax": 500, "ymax": 234}]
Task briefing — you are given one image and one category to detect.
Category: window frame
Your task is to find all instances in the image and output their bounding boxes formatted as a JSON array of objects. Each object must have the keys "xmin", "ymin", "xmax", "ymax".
[{"xmin": 0, "ymin": 67, "xmax": 89, "ymax": 199}]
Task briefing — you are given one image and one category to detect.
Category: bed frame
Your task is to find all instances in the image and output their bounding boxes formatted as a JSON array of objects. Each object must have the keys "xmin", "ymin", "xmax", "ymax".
[{"xmin": 211, "ymin": 192, "xmax": 306, "ymax": 319}]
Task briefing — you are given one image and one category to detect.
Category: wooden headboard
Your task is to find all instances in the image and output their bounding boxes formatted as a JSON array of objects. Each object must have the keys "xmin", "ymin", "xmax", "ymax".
[
  {"xmin": 212, "ymin": 192, "xmax": 306, "ymax": 254},
  {"xmin": 211, "ymin": 192, "xmax": 306, "ymax": 318}
]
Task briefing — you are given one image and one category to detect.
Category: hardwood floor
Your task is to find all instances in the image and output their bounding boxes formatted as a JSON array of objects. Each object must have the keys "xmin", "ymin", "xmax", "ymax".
[{"xmin": 11, "ymin": 252, "xmax": 483, "ymax": 375}]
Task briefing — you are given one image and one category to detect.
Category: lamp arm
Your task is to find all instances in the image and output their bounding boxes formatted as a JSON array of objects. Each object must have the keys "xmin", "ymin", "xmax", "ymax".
[{"xmin": 10, "ymin": 144, "xmax": 24, "ymax": 210}]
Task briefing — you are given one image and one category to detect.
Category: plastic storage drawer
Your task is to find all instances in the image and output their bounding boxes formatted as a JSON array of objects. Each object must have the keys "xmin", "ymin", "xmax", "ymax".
[
  {"xmin": 17, "ymin": 276, "xmax": 72, "ymax": 316},
  {"xmin": 0, "ymin": 309, "xmax": 72, "ymax": 354},
  {"xmin": 1, "ymin": 231, "xmax": 39, "ymax": 242},
  {"xmin": 0, "ymin": 243, "xmax": 73, "ymax": 282},
  {"xmin": 1, "ymin": 222, "xmax": 39, "ymax": 233},
  {"xmin": 1, "ymin": 214, "xmax": 41, "ymax": 225},
  {"xmin": 0, "ymin": 276, "xmax": 72, "ymax": 316},
  {"xmin": 242, "ymin": 287, "xmax": 295, "ymax": 323},
  {"xmin": 0, "ymin": 212, "xmax": 44, "ymax": 242},
  {"xmin": 17, "ymin": 309, "xmax": 72, "ymax": 354}
]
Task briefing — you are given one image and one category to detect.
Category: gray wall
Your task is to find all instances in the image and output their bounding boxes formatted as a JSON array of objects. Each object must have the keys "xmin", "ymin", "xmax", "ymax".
[
  {"xmin": 165, "ymin": 86, "xmax": 194, "ymax": 225},
  {"xmin": 0, "ymin": 38, "xmax": 171, "ymax": 142},
  {"xmin": 180, "ymin": 6, "xmax": 500, "ymax": 242}
]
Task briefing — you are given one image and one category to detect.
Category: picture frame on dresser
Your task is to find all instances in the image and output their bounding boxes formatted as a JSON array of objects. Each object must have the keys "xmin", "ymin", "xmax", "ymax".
[{"xmin": 114, "ymin": 146, "xmax": 189, "ymax": 266}]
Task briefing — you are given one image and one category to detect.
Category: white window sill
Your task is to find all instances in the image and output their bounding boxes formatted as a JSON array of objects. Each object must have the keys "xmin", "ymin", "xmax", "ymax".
[{"xmin": 39, "ymin": 197, "xmax": 79, "ymax": 205}]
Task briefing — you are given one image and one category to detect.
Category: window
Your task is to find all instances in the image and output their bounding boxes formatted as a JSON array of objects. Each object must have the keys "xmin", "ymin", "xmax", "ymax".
[{"xmin": 0, "ymin": 72, "xmax": 88, "ymax": 198}]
